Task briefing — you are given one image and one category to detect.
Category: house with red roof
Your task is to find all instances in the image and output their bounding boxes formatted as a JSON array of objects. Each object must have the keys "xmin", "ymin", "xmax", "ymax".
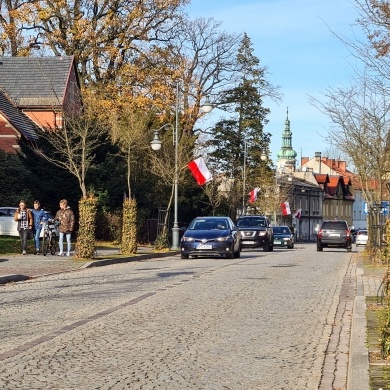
[
  {"xmin": 300, "ymin": 154, "xmax": 364, "ymax": 229},
  {"xmin": 0, "ymin": 56, "xmax": 81, "ymax": 154}
]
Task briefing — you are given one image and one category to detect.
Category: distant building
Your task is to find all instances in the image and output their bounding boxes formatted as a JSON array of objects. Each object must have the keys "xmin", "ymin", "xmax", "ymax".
[
  {"xmin": 300, "ymin": 154, "xmax": 358, "ymax": 228},
  {"xmin": 0, "ymin": 56, "xmax": 81, "ymax": 154}
]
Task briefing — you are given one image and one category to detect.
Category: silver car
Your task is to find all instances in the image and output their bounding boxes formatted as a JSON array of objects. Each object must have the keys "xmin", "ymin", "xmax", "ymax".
[{"xmin": 355, "ymin": 229, "xmax": 368, "ymax": 247}]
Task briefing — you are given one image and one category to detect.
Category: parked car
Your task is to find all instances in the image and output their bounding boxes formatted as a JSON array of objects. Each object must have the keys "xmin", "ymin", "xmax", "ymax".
[
  {"xmin": 180, "ymin": 216, "xmax": 241, "ymax": 259},
  {"xmin": 235, "ymin": 215, "xmax": 274, "ymax": 251},
  {"xmin": 316, "ymin": 220, "xmax": 352, "ymax": 252},
  {"xmin": 0, "ymin": 207, "xmax": 58, "ymax": 237},
  {"xmin": 355, "ymin": 229, "xmax": 368, "ymax": 247},
  {"xmin": 272, "ymin": 226, "xmax": 294, "ymax": 249}
]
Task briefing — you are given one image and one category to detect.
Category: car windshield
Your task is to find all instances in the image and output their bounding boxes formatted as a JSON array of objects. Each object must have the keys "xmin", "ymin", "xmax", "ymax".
[
  {"xmin": 273, "ymin": 227, "xmax": 290, "ymax": 234},
  {"xmin": 236, "ymin": 218, "xmax": 266, "ymax": 227},
  {"xmin": 189, "ymin": 219, "xmax": 229, "ymax": 230},
  {"xmin": 358, "ymin": 230, "xmax": 368, "ymax": 235}
]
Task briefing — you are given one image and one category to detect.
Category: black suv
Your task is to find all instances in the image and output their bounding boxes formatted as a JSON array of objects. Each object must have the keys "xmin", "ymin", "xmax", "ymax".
[
  {"xmin": 236, "ymin": 215, "xmax": 274, "ymax": 251},
  {"xmin": 317, "ymin": 220, "xmax": 352, "ymax": 252}
]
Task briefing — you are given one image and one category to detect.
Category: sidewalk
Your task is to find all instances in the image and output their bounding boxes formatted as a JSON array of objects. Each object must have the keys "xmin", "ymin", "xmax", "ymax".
[
  {"xmin": 348, "ymin": 256, "xmax": 385, "ymax": 390},
  {"xmin": 0, "ymin": 245, "xmax": 177, "ymax": 284}
]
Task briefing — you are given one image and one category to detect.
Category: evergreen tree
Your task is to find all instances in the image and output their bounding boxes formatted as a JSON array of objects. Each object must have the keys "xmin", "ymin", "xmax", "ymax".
[{"xmin": 207, "ymin": 33, "xmax": 274, "ymax": 218}]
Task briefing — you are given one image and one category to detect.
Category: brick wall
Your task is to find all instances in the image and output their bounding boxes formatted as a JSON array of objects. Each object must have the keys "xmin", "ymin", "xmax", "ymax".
[{"xmin": 0, "ymin": 118, "xmax": 20, "ymax": 154}]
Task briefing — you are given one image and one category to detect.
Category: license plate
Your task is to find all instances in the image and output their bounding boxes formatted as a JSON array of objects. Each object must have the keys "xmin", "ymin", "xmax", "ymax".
[
  {"xmin": 197, "ymin": 244, "xmax": 212, "ymax": 250},
  {"xmin": 242, "ymin": 240, "xmax": 254, "ymax": 244},
  {"xmin": 329, "ymin": 233, "xmax": 340, "ymax": 237}
]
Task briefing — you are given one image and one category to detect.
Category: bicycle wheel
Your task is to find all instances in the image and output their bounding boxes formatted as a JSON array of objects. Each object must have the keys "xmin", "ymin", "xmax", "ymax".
[
  {"xmin": 42, "ymin": 231, "xmax": 49, "ymax": 256},
  {"xmin": 50, "ymin": 233, "xmax": 57, "ymax": 255}
]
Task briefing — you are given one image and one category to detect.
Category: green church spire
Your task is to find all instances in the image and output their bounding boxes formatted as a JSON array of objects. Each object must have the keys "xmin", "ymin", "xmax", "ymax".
[{"xmin": 277, "ymin": 108, "xmax": 297, "ymax": 164}]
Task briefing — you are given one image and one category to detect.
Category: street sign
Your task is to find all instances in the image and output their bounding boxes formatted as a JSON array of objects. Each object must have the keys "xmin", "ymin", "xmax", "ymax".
[
  {"xmin": 362, "ymin": 201, "xmax": 389, "ymax": 215},
  {"xmin": 382, "ymin": 201, "xmax": 389, "ymax": 215}
]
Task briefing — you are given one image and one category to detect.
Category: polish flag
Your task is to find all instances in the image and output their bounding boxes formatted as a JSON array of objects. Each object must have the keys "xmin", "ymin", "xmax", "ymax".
[
  {"xmin": 293, "ymin": 208, "xmax": 302, "ymax": 219},
  {"xmin": 187, "ymin": 157, "xmax": 213, "ymax": 185},
  {"xmin": 280, "ymin": 201, "xmax": 291, "ymax": 216},
  {"xmin": 248, "ymin": 188, "xmax": 260, "ymax": 204}
]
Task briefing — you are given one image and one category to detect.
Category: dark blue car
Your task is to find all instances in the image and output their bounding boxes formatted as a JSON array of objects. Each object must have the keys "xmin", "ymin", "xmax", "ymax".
[
  {"xmin": 180, "ymin": 216, "xmax": 241, "ymax": 259},
  {"xmin": 272, "ymin": 226, "xmax": 294, "ymax": 249}
]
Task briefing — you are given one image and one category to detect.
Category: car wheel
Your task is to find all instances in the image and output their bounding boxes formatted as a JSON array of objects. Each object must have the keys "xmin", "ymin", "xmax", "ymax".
[
  {"xmin": 234, "ymin": 247, "xmax": 241, "ymax": 258},
  {"xmin": 347, "ymin": 246, "xmax": 352, "ymax": 252},
  {"xmin": 226, "ymin": 251, "xmax": 234, "ymax": 259},
  {"xmin": 181, "ymin": 253, "xmax": 189, "ymax": 259},
  {"xmin": 317, "ymin": 245, "xmax": 323, "ymax": 252},
  {"xmin": 263, "ymin": 241, "xmax": 270, "ymax": 252}
]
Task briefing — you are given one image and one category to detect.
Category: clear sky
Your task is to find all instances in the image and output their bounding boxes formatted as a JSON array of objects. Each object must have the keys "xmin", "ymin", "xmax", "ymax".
[{"xmin": 186, "ymin": 0, "xmax": 362, "ymax": 166}]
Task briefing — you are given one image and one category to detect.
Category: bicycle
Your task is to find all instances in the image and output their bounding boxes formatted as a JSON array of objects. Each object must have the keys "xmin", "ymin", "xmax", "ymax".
[{"xmin": 42, "ymin": 219, "xmax": 59, "ymax": 256}]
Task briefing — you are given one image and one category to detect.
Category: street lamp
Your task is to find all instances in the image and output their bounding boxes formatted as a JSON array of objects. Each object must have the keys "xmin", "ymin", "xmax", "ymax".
[
  {"xmin": 150, "ymin": 82, "xmax": 180, "ymax": 250},
  {"xmin": 202, "ymin": 97, "xmax": 214, "ymax": 113}
]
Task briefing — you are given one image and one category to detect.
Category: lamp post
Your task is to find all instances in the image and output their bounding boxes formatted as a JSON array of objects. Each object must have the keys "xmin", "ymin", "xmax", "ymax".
[
  {"xmin": 150, "ymin": 82, "xmax": 180, "ymax": 250},
  {"xmin": 242, "ymin": 141, "xmax": 248, "ymax": 215}
]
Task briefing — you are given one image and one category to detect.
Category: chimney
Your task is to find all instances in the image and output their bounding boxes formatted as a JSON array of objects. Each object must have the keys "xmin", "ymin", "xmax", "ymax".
[{"xmin": 315, "ymin": 152, "xmax": 321, "ymax": 174}]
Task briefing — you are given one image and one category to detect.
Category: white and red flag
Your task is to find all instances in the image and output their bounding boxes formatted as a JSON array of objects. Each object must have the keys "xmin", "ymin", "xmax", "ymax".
[
  {"xmin": 248, "ymin": 187, "xmax": 260, "ymax": 204},
  {"xmin": 187, "ymin": 157, "xmax": 213, "ymax": 185},
  {"xmin": 293, "ymin": 208, "xmax": 302, "ymax": 219},
  {"xmin": 280, "ymin": 201, "xmax": 291, "ymax": 216}
]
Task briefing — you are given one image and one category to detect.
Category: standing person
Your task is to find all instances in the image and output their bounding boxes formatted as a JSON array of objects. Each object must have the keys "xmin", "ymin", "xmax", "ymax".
[
  {"xmin": 31, "ymin": 200, "xmax": 47, "ymax": 255},
  {"xmin": 55, "ymin": 199, "xmax": 75, "ymax": 257},
  {"xmin": 14, "ymin": 200, "xmax": 33, "ymax": 255}
]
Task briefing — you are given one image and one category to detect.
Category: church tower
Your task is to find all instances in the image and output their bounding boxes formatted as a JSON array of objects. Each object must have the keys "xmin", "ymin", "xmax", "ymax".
[{"xmin": 276, "ymin": 108, "xmax": 297, "ymax": 173}]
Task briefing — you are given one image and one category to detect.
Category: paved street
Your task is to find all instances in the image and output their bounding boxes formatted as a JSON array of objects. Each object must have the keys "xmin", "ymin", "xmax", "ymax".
[{"xmin": 0, "ymin": 244, "xmax": 358, "ymax": 389}]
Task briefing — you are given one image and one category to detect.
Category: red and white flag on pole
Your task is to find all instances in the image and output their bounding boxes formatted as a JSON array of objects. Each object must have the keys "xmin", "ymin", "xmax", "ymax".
[
  {"xmin": 187, "ymin": 157, "xmax": 213, "ymax": 185},
  {"xmin": 293, "ymin": 208, "xmax": 302, "ymax": 219},
  {"xmin": 280, "ymin": 201, "xmax": 291, "ymax": 216},
  {"xmin": 248, "ymin": 187, "xmax": 260, "ymax": 204}
]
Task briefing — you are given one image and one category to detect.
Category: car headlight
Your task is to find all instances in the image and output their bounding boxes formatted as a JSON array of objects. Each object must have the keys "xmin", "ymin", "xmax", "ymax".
[
  {"xmin": 258, "ymin": 231, "xmax": 267, "ymax": 236},
  {"xmin": 182, "ymin": 237, "xmax": 195, "ymax": 242},
  {"xmin": 216, "ymin": 236, "xmax": 230, "ymax": 242}
]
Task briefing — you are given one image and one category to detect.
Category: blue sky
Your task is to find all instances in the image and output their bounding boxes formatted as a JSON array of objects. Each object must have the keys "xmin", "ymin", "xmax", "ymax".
[{"xmin": 186, "ymin": 0, "xmax": 362, "ymax": 165}]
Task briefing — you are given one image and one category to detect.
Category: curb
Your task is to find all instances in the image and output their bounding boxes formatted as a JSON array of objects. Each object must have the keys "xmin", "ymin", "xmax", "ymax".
[
  {"xmin": 0, "ymin": 251, "xmax": 179, "ymax": 285},
  {"xmin": 0, "ymin": 274, "xmax": 30, "ymax": 284},
  {"xmin": 81, "ymin": 251, "xmax": 179, "ymax": 268},
  {"xmin": 347, "ymin": 261, "xmax": 369, "ymax": 390}
]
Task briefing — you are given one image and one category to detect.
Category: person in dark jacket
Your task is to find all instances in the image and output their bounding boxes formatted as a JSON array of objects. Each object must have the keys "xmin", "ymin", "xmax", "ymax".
[
  {"xmin": 55, "ymin": 199, "xmax": 75, "ymax": 257},
  {"xmin": 13, "ymin": 200, "xmax": 33, "ymax": 255},
  {"xmin": 31, "ymin": 200, "xmax": 47, "ymax": 255}
]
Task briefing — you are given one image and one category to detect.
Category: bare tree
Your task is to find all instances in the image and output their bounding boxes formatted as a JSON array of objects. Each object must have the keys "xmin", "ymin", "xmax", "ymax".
[
  {"xmin": 311, "ymin": 75, "xmax": 390, "ymax": 254},
  {"xmin": 110, "ymin": 108, "xmax": 150, "ymax": 198},
  {"xmin": 201, "ymin": 173, "xmax": 223, "ymax": 216},
  {"xmin": 34, "ymin": 105, "xmax": 108, "ymax": 259},
  {"xmin": 35, "ymin": 111, "xmax": 108, "ymax": 199}
]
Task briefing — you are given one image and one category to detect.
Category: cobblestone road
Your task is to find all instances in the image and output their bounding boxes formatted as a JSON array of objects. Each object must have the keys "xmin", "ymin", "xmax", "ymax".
[{"xmin": 0, "ymin": 244, "xmax": 354, "ymax": 389}]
